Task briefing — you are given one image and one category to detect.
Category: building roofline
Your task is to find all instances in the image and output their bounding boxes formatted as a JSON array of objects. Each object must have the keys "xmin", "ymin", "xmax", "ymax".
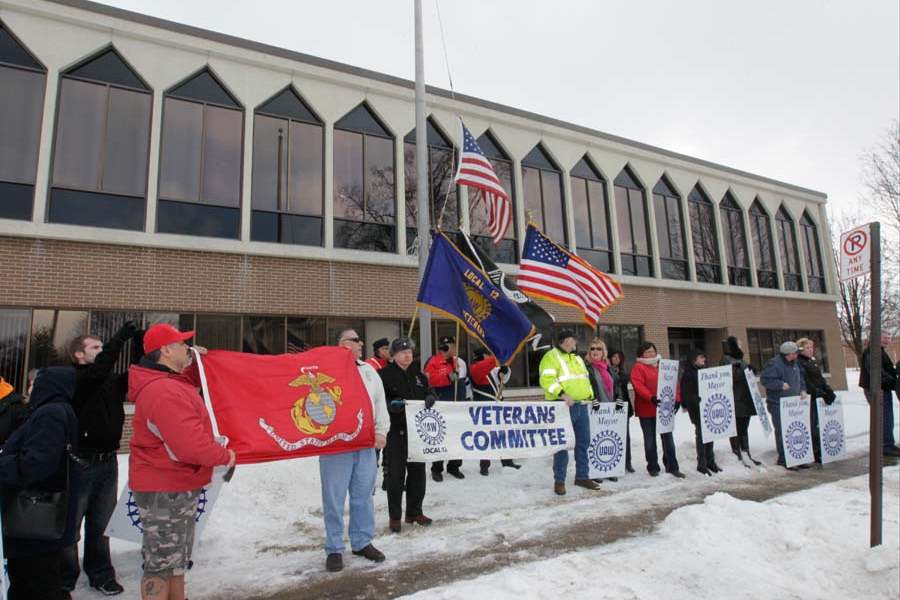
[{"xmin": 42, "ymin": 0, "xmax": 827, "ymax": 199}]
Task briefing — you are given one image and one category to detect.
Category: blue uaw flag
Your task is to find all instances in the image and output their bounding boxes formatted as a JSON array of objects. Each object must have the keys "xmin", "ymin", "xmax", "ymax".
[{"xmin": 417, "ymin": 233, "xmax": 535, "ymax": 365}]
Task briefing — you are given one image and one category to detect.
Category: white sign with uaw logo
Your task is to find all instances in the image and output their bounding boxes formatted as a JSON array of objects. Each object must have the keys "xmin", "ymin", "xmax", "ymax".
[
  {"xmin": 656, "ymin": 359, "xmax": 680, "ymax": 434},
  {"xmin": 745, "ymin": 368, "xmax": 772, "ymax": 437},
  {"xmin": 839, "ymin": 224, "xmax": 871, "ymax": 281},
  {"xmin": 780, "ymin": 396, "xmax": 814, "ymax": 468},
  {"xmin": 817, "ymin": 397, "xmax": 847, "ymax": 464},
  {"xmin": 105, "ymin": 467, "xmax": 227, "ymax": 544},
  {"xmin": 587, "ymin": 403, "xmax": 628, "ymax": 478},
  {"xmin": 699, "ymin": 366, "xmax": 737, "ymax": 443},
  {"xmin": 405, "ymin": 400, "xmax": 575, "ymax": 462}
]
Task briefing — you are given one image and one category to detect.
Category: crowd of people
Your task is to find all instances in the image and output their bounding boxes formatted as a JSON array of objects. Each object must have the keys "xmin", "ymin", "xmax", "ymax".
[{"xmin": 0, "ymin": 323, "xmax": 898, "ymax": 599}]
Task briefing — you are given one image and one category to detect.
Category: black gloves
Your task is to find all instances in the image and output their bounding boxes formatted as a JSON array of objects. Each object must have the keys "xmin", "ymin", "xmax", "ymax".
[
  {"xmin": 424, "ymin": 392, "xmax": 438, "ymax": 409},
  {"xmin": 650, "ymin": 395, "xmax": 660, "ymax": 406},
  {"xmin": 615, "ymin": 399, "xmax": 627, "ymax": 413},
  {"xmin": 116, "ymin": 320, "xmax": 139, "ymax": 341},
  {"xmin": 673, "ymin": 403, "xmax": 680, "ymax": 413},
  {"xmin": 824, "ymin": 389, "xmax": 837, "ymax": 405},
  {"xmin": 591, "ymin": 398, "xmax": 601, "ymax": 411},
  {"xmin": 499, "ymin": 365, "xmax": 510, "ymax": 376}
]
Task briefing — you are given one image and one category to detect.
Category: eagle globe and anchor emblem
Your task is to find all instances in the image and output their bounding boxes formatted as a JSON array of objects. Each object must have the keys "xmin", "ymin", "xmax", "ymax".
[{"xmin": 258, "ymin": 365, "xmax": 365, "ymax": 451}]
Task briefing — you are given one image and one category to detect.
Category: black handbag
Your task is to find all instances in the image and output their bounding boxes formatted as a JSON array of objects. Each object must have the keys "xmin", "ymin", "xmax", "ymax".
[{"xmin": 1, "ymin": 444, "xmax": 73, "ymax": 541}]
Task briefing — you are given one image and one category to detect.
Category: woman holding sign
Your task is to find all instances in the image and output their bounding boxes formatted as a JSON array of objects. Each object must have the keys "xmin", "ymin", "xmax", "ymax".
[
  {"xmin": 797, "ymin": 338, "xmax": 836, "ymax": 464},
  {"xmin": 631, "ymin": 342, "xmax": 685, "ymax": 478},
  {"xmin": 680, "ymin": 350, "xmax": 721, "ymax": 476},
  {"xmin": 586, "ymin": 340, "xmax": 622, "ymax": 482}
]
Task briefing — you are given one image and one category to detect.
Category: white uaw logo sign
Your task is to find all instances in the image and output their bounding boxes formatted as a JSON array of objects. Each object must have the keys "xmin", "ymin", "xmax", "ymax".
[
  {"xmin": 703, "ymin": 393, "xmax": 733, "ymax": 435},
  {"xmin": 589, "ymin": 430, "xmax": 624, "ymax": 472},
  {"xmin": 658, "ymin": 385, "xmax": 675, "ymax": 426},
  {"xmin": 822, "ymin": 419, "xmax": 844, "ymax": 457},
  {"xmin": 786, "ymin": 421, "xmax": 810, "ymax": 460},
  {"xmin": 415, "ymin": 407, "xmax": 447, "ymax": 446}
]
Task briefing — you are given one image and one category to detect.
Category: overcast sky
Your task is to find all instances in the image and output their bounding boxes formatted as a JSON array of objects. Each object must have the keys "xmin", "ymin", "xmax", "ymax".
[{"xmin": 103, "ymin": 0, "xmax": 899, "ymax": 215}]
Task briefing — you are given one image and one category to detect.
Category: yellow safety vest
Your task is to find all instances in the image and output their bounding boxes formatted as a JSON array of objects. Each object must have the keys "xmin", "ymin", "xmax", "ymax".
[{"xmin": 538, "ymin": 348, "xmax": 593, "ymax": 401}]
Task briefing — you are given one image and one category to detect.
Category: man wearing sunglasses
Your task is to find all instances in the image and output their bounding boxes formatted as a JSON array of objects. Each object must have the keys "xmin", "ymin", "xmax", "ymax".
[{"xmin": 318, "ymin": 329, "xmax": 390, "ymax": 573}]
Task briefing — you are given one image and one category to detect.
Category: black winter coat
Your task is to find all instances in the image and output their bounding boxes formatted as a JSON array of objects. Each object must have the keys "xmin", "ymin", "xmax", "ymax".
[
  {"xmin": 608, "ymin": 364, "xmax": 633, "ymax": 417},
  {"xmin": 0, "ymin": 367, "xmax": 80, "ymax": 558},
  {"xmin": 798, "ymin": 354, "xmax": 836, "ymax": 403},
  {"xmin": 721, "ymin": 353, "xmax": 757, "ymax": 418},
  {"xmin": 72, "ymin": 323, "xmax": 137, "ymax": 453},
  {"xmin": 379, "ymin": 362, "xmax": 429, "ymax": 435},
  {"xmin": 680, "ymin": 362, "xmax": 702, "ymax": 425},
  {"xmin": 858, "ymin": 347, "xmax": 897, "ymax": 391}
]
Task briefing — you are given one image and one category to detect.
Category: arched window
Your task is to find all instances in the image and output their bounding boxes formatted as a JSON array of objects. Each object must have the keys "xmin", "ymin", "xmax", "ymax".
[
  {"xmin": 776, "ymin": 206, "xmax": 803, "ymax": 291},
  {"xmin": 571, "ymin": 157, "xmax": 612, "ymax": 272},
  {"xmin": 0, "ymin": 21, "xmax": 45, "ymax": 221},
  {"xmin": 49, "ymin": 47, "xmax": 150, "ymax": 230},
  {"xmin": 720, "ymin": 192, "xmax": 750, "ymax": 286},
  {"xmin": 333, "ymin": 103, "xmax": 395, "ymax": 252},
  {"xmin": 158, "ymin": 68, "xmax": 243, "ymax": 238},
  {"xmin": 469, "ymin": 130, "xmax": 516, "ymax": 264},
  {"xmin": 522, "ymin": 143, "xmax": 566, "ymax": 244},
  {"xmin": 687, "ymin": 185, "xmax": 722, "ymax": 283},
  {"xmin": 652, "ymin": 176, "xmax": 686, "ymax": 280},
  {"xmin": 800, "ymin": 211, "xmax": 825, "ymax": 293},
  {"xmin": 251, "ymin": 87, "xmax": 323, "ymax": 246},
  {"xmin": 405, "ymin": 118, "xmax": 457, "ymax": 254},
  {"xmin": 749, "ymin": 200, "xmax": 777, "ymax": 289}
]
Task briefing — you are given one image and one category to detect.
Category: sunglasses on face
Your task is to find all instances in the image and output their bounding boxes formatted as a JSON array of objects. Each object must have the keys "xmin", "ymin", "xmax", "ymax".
[
  {"xmin": 342, "ymin": 337, "xmax": 363, "ymax": 344},
  {"xmin": 589, "ymin": 347, "xmax": 604, "ymax": 351}
]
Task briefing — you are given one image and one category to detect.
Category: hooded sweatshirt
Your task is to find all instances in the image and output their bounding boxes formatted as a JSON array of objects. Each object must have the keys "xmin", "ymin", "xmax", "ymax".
[
  {"xmin": 128, "ymin": 359, "xmax": 230, "ymax": 492},
  {"xmin": 0, "ymin": 366, "xmax": 80, "ymax": 557}
]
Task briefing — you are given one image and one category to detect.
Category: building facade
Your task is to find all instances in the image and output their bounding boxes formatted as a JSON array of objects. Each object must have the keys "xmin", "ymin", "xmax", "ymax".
[{"xmin": 0, "ymin": 0, "xmax": 846, "ymax": 402}]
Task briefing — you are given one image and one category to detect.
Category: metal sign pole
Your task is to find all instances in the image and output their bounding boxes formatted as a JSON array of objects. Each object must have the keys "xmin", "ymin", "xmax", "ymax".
[
  {"xmin": 868, "ymin": 221, "xmax": 882, "ymax": 548},
  {"xmin": 414, "ymin": 0, "xmax": 432, "ymax": 361}
]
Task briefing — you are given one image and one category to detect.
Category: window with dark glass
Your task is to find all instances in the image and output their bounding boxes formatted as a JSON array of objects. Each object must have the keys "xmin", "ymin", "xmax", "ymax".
[
  {"xmin": 571, "ymin": 157, "xmax": 613, "ymax": 272},
  {"xmin": 243, "ymin": 316, "xmax": 286, "ymax": 354},
  {"xmin": 469, "ymin": 131, "xmax": 517, "ymax": 264},
  {"xmin": 748, "ymin": 328, "xmax": 828, "ymax": 373},
  {"xmin": 49, "ymin": 47, "xmax": 151, "ymax": 231},
  {"xmin": 0, "ymin": 22, "xmax": 45, "ymax": 221},
  {"xmin": 775, "ymin": 206, "xmax": 803, "ymax": 291},
  {"xmin": 158, "ymin": 68, "xmax": 243, "ymax": 238},
  {"xmin": 405, "ymin": 118, "xmax": 457, "ymax": 254},
  {"xmin": 522, "ymin": 144, "xmax": 567, "ymax": 244},
  {"xmin": 287, "ymin": 317, "xmax": 326, "ymax": 351},
  {"xmin": 191, "ymin": 314, "xmax": 241, "ymax": 350},
  {"xmin": 720, "ymin": 193, "xmax": 751, "ymax": 286},
  {"xmin": 652, "ymin": 176, "xmax": 687, "ymax": 280},
  {"xmin": 750, "ymin": 200, "xmax": 778, "ymax": 289},
  {"xmin": 800, "ymin": 211, "xmax": 826, "ymax": 293},
  {"xmin": 687, "ymin": 185, "xmax": 722, "ymax": 283},
  {"xmin": 614, "ymin": 167, "xmax": 653, "ymax": 277},
  {"xmin": 29, "ymin": 309, "xmax": 88, "ymax": 370},
  {"xmin": 251, "ymin": 87, "xmax": 323, "ymax": 246},
  {"xmin": 0, "ymin": 308, "xmax": 30, "ymax": 392},
  {"xmin": 333, "ymin": 103, "xmax": 396, "ymax": 252}
]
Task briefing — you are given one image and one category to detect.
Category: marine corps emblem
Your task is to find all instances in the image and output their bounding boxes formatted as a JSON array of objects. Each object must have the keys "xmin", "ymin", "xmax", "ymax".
[
  {"xmin": 465, "ymin": 283, "xmax": 492, "ymax": 322},
  {"xmin": 288, "ymin": 368, "xmax": 343, "ymax": 435}
]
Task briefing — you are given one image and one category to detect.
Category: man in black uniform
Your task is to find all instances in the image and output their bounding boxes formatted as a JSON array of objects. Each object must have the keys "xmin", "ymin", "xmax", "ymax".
[
  {"xmin": 62, "ymin": 321, "xmax": 139, "ymax": 596},
  {"xmin": 379, "ymin": 337, "xmax": 435, "ymax": 533}
]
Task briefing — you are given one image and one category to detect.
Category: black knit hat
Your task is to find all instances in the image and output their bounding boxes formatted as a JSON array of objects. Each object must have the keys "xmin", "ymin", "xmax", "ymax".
[
  {"xmin": 372, "ymin": 338, "xmax": 389, "ymax": 352},
  {"xmin": 390, "ymin": 337, "xmax": 415, "ymax": 355},
  {"xmin": 556, "ymin": 329, "xmax": 577, "ymax": 344}
]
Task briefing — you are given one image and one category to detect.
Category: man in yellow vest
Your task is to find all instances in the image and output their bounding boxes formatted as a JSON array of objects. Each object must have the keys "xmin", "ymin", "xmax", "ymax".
[{"xmin": 539, "ymin": 329, "xmax": 600, "ymax": 495}]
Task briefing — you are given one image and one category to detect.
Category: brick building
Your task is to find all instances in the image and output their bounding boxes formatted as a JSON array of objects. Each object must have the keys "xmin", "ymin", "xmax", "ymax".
[{"xmin": 0, "ymin": 0, "xmax": 846, "ymax": 422}]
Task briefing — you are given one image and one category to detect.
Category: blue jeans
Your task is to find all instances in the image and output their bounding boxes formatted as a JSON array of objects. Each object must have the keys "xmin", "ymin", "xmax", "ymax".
[
  {"xmin": 319, "ymin": 449, "xmax": 377, "ymax": 554},
  {"xmin": 767, "ymin": 398, "xmax": 786, "ymax": 464},
  {"xmin": 553, "ymin": 402, "xmax": 590, "ymax": 483},
  {"xmin": 639, "ymin": 417, "xmax": 679, "ymax": 474},
  {"xmin": 61, "ymin": 454, "xmax": 118, "ymax": 590},
  {"xmin": 867, "ymin": 390, "xmax": 897, "ymax": 450}
]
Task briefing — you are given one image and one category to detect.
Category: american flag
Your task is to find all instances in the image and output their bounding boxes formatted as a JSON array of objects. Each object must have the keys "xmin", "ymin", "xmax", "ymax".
[
  {"xmin": 517, "ymin": 224, "xmax": 623, "ymax": 327},
  {"xmin": 453, "ymin": 120, "xmax": 511, "ymax": 244}
]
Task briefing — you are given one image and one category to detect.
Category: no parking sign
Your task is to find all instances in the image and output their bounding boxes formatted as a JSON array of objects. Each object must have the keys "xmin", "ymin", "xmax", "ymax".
[{"xmin": 839, "ymin": 224, "xmax": 871, "ymax": 281}]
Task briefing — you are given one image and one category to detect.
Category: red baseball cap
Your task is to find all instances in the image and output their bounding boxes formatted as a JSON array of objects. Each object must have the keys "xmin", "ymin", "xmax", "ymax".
[{"xmin": 143, "ymin": 323, "xmax": 195, "ymax": 353}]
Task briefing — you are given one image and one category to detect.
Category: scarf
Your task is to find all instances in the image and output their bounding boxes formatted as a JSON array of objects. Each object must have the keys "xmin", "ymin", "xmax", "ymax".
[
  {"xmin": 636, "ymin": 356, "xmax": 660, "ymax": 366},
  {"xmin": 591, "ymin": 359, "xmax": 614, "ymax": 396}
]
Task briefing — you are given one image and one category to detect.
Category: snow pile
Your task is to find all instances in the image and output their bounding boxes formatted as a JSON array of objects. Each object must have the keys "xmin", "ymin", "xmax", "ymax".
[{"xmin": 404, "ymin": 468, "xmax": 900, "ymax": 600}]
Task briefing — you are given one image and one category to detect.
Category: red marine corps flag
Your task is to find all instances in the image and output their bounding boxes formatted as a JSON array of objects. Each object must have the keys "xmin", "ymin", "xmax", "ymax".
[{"xmin": 199, "ymin": 346, "xmax": 374, "ymax": 464}]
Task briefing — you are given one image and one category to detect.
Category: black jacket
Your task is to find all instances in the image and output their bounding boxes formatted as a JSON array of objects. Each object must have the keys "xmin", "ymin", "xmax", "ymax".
[
  {"xmin": 72, "ymin": 323, "xmax": 137, "ymax": 453},
  {"xmin": 858, "ymin": 347, "xmax": 897, "ymax": 391},
  {"xmin": 0, "ymin": 366, "xmax": 80, "ymax": 558},
  {"xmin": 680, "ymin": 354, "xmax": 702, "ymax": 425},
  {"xmin": 379, "ymin": 362, "xmax": 429, "ymax": 435},
  {"xmin": 608, "ymin": 364, "xmax": 633, "ymax": 416},
  {"xmin": 798, "ymin": 354, "xmax": 836, "ymax": 403},
  {"xmin": 0, "ymin": 389, "xmax": 30, "ymax": 446},
  {"xmin": 720, "ymin": 351, "xmax": 757, "ymax": 418}
]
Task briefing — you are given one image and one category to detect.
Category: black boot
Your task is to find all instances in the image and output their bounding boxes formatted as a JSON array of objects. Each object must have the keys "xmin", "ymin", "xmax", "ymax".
[
  {"xmin": 729, "ymin": 436, "xmax": 742, "ymax": 460},
  {"xmin": 741, "ymin": 435, "xmax": 762, "ymax": 466}
]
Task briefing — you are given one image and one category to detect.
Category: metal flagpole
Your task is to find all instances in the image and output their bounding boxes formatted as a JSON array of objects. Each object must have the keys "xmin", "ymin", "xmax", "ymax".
[
  {"xmin": 868, "ymin": 221, "xmax": 882, "ymax": 547},
  {"xmin": 415, "ymin": 0, "xmax": 432, "ymax": 359}
]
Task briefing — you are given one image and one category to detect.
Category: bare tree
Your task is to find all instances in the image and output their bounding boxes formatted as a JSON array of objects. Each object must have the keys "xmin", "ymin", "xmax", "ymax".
[{"xmin": 861, "ymin": 119, "xmax": 900, "ymax": 237}]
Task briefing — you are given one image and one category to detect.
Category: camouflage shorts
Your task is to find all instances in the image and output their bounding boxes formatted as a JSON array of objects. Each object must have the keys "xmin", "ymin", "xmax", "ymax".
[{"xmin": 133, "ymin": 489, "xmax": 200, "ymax": 577}]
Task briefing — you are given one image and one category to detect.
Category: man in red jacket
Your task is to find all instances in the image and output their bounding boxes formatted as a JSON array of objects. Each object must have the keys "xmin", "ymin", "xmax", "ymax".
[{"xmin": 128, "ymin": 324, "xmax": 236, "ymax": 600}]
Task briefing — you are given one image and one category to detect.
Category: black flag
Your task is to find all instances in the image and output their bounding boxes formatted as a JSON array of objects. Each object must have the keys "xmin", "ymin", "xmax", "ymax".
[{"xmin": 454, "ymin": 231, "xmax": 555, "ymax": 350}]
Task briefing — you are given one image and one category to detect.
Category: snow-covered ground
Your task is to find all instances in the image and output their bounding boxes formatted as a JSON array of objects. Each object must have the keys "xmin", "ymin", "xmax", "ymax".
[
  {"xmin": 85, "ymin": 371, "xmax": 898, "ymax": 599},
  {"xmin": 403, "ymin": 469, "xmax": 900, "ymax": 600}
]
